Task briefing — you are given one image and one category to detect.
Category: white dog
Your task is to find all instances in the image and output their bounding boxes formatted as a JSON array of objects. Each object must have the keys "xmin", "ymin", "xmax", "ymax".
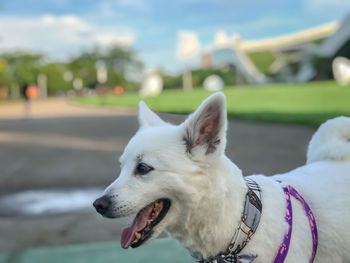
[{"xmin": 93, "ymin": 93, "xmax": 350, "ymax": 263}]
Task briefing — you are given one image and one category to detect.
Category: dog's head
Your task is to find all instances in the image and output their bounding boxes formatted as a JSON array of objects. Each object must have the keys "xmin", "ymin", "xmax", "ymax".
[{"xmin": 93, "ymin": 92, "xmax": 228, "ymax": 249}]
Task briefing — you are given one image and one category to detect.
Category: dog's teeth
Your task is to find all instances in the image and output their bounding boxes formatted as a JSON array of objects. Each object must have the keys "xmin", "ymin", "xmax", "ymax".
[
  {"xmin": 135, "ymin": 232, "xmax": 141, "ymax": 239},
  {"xmin": 131, "ymin": 232, "xmax": 141, "ymax": 244}
]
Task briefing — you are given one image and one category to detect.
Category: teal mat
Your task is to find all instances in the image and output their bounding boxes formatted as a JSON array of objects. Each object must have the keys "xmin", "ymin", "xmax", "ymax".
[{"xmin": 0, "ymin": 238, "xmax": 193, "ymax": 263}]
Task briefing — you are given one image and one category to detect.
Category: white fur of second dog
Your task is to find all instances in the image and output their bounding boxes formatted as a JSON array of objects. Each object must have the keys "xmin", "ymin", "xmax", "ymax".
[{"xmin": 103, "ymin": 92, "xmax": 350, "ymax": 263}]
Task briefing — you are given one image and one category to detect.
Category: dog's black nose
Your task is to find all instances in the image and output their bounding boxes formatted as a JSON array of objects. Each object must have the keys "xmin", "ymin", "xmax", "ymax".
[{"xmin": 93, "ymin": 196, "xmax": 111, "ymax": 214}]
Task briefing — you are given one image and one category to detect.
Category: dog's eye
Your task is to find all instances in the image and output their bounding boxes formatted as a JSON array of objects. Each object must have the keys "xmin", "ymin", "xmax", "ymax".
[{"xmin": 135, "ymin": 162, "xmax": 153, "ymax": 175}]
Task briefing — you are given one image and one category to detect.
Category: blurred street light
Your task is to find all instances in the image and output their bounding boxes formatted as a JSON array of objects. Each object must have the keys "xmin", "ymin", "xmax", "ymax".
[
  {"xmin": 73, "ymin": 78, "xmax": 83, "ymax": 90},
  {"xmin": 63, "ymin": 71, "xmax": 74, "ymax": 82},
  {"xmin": 37, "ymin": 74, "xmax": 47, "ymax": 98},
  {"xmin": 177, "ymin": 31, "xmax": 201, "ymax": 91},
  {"xmin": 95, "ymin": 60, "xmax": 108, "ymax": 84}
]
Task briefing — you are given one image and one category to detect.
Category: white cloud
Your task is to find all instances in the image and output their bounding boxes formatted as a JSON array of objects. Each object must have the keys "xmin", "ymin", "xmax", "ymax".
[
  {"xmin": 0, "ymin": 14, "xmax": 136, "ymax": 57},
  {"xmin": 176, "ymin": 31, "xmax": 201, "ymax": 60}
]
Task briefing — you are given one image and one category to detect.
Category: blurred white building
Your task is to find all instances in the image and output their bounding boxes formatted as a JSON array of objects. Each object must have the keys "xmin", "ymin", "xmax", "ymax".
[{"xmin": 200, "ymin": 13, "xmax": 350, "ymax": 84}]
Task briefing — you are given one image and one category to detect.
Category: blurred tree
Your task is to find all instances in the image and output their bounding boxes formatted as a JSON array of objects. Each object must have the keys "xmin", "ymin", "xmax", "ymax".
[
  {"xmin": 103, "ymin": 46, "xmax": 143, "ymax": 75},
  {"xmin": 163, "ymin": 68, "xmax": 236, "ymax": 90},
  {"xmin": 40, "ymin": 63, "xmax": 71, "ymax": 94},
  {"xmin": 191, "ymin": 68, "xmax": 236, "ymax": 87},
  {"xmin": 163, "ymin": 73, "xmax": 183, "ymax": 89},
  {"xmin": 0, "ymin": 59, "xmax": 11, "ymax": 87},
  {"xmin": 0, "ymin": 45, "xmax": 143, "ymax": 96},
  {"xmin": 0, "ymin": 52, "xmax": 43, "ymax": 86},
  {"xmin": 69, "ymin": 56, "xmax": 97, "ymax": 89},
  {"xmin": 69, "ymin": 45, "xmax": 143, "ymax": 91}
]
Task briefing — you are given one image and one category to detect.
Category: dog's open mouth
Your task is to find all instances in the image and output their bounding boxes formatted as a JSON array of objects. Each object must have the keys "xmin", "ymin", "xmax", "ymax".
[{"xmin": 121, "ymin": 198, "xmax": 171, "ymax": 249}]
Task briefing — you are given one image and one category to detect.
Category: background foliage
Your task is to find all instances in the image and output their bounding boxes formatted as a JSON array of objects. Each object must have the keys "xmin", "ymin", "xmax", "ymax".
[{"xmin": 0, "ymin": 46, "xmax": 143, "ymax": 95}]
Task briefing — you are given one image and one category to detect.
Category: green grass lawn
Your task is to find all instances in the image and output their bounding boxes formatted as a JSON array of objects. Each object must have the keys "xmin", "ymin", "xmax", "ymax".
[{"xmin": 73, "ymin": 81, "xmax": 350, "ymax": 128}]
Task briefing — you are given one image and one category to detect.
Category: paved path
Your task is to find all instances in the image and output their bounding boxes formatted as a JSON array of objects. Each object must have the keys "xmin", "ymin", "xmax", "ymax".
[
  {"xmin": 0, "ymin": 98, "xmax": 136, "ymax": 119},
  {"xmin": 0, "ymin": 99, "xmax": 315, "ymax": 252}
]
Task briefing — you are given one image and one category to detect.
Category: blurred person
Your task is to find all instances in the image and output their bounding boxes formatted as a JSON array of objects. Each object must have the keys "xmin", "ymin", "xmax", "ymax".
[
  {"xmin": 21, "ymin": 84, "xmax": 39, "ymax": 118},
  {"xmin": 21, "ymin": 83, "xmax": 31, "ymax": 118}
]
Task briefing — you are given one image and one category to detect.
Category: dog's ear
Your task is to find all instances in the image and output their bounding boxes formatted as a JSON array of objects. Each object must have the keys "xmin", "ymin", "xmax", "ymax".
[
  {"xmin": 138, "ymin": 101, "xmax": 166, "ymax": 129},
  {"xmin": 181, "ymin": 92, "xmax": 227, "ymax": 157}
]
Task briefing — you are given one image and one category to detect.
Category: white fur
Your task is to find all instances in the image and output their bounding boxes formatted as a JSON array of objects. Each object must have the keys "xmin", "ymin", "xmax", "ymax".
[
  {"xmin": 102, "ymin": 93, "xmax": 350, "ymax": 263},
  {"xmin": 307, "ymin": 116, "xmax": 350, "ymax": 163}
]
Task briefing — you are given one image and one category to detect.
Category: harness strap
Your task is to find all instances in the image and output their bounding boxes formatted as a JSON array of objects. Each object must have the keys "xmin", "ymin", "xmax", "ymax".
[
  {"xmin": 274, "ymin": 182, "xmax": 318, "ymax": 263},
  {"xmin": 288, "ymin": 185, "xmax": 318, "ymax": 262},
  {"xmin": 273, "ymin": 185, "xmax": 293, "ymax": 263}
]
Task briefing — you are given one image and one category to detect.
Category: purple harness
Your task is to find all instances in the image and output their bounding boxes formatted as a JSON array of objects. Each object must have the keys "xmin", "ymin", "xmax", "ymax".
[
  {"xmin": 274, "ymin": 181, "xmax": 318, "ymax": 263},
  {"xmin": 198, "ymin": 179, "xmax": 318, "ymax": 263}
]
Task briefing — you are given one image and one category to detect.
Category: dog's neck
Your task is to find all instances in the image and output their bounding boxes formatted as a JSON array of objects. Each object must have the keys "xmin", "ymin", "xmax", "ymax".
[{"xmin": 167, "ymin": 156, "xmax": 247, "ymax": 260}]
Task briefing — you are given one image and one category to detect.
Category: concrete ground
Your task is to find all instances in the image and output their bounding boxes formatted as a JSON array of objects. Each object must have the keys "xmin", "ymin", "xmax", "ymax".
[
  {"xmin": 0, "ymin": 99, "xmax": 315, "ymax": 254},
  {"xmin": 0, "ymin": 239, "xmax": 193, "ymax": 263}
]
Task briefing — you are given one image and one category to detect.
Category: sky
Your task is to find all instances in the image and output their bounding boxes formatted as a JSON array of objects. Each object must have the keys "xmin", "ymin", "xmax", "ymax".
[{"xmin": 0, "ymin": 0, "xmax": 349, "ymax": 73}]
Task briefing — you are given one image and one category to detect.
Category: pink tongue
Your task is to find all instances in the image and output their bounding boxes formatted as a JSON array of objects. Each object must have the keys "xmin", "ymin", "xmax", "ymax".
[{"xmin": 121, "ymin": 203, "xmax": 154, "ymax": 249}]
